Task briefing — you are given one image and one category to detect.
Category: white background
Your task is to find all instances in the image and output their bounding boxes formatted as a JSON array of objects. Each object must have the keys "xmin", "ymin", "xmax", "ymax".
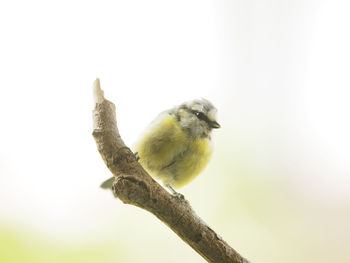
[{"xmin": 0, "ymin": 0, "xmax": 349, "ymax": 262}]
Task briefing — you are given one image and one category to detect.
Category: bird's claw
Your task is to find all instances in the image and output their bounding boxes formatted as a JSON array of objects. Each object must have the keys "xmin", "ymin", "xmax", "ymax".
[
  {"xmin": 166, "ymin": 184, "xmax": 185, "ymax": 201},
  {"xmin": 173, "ymin": 192, "xmax": 185, "ymax": 201}
]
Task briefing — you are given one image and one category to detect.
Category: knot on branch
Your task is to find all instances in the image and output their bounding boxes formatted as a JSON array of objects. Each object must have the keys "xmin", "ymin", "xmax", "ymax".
[{"xmin": 113, "ymin": 176, "xmax": 150, "ymax": 207}]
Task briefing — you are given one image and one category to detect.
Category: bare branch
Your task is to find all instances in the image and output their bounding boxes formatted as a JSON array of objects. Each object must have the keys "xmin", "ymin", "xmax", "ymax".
[{"xmin": 92, "ymin": 79, "xmax": 250, "ymax": 263}]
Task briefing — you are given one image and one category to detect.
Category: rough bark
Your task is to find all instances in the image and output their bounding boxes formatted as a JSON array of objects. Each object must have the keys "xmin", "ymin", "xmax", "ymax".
[{"xmin": 92, "ymin": 78, "xmax": 250, "ymax": 263}]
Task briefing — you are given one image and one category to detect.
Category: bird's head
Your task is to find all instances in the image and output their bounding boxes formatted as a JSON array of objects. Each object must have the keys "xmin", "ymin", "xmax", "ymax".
[{"xmin": 175, "ymin": 98, "xmax": 220, "ymax": 138}]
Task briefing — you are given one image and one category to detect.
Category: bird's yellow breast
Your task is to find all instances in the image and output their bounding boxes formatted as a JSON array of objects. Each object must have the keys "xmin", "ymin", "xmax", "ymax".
[{"xmin": 134, "ymin": 113, "xmax": 213, "ymax": 189}]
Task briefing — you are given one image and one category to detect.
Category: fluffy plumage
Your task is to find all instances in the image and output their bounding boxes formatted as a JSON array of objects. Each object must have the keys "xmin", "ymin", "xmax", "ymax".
[{"xmin": 134, "ymin": 98, "xmax": 220, "ymax": 189}]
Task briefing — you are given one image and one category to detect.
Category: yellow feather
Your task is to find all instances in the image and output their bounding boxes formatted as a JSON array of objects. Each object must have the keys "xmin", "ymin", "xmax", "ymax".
[{"xmin": 134, "ymin": 113, "xmax": 213, "ymax": 189}]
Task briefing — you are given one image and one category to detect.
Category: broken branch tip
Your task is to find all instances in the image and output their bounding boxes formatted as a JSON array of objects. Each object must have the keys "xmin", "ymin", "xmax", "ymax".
[{"xmin": 93, "ymin": 78, "xmax": 104, "ymax": 104}]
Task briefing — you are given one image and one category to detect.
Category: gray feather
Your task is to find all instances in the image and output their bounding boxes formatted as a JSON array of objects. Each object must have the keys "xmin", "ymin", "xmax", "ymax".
[{"xmin": 100, "ymin": 177, "xmax": 115, "ymax": 189}]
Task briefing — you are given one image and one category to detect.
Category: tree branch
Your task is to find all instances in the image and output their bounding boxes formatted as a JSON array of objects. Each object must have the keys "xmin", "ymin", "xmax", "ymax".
[{"xmin": 92, "ymin": 79, "xmax": 250, "ymax": 263}]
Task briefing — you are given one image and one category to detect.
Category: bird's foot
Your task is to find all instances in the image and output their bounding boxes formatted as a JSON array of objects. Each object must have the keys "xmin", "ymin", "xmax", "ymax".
[
  {"xmin": 173, "ymin": 192, "xmax": 185, "ymax": 200},
  {"xmin": 166, "ymin": 184, "xmax": 185, "ymax": 201}
]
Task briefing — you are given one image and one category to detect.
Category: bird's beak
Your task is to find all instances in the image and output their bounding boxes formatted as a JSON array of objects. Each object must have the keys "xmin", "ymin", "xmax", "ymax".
[{"xmin": 210, "ymin": 121, "xmax": 221, "ymax": 129}]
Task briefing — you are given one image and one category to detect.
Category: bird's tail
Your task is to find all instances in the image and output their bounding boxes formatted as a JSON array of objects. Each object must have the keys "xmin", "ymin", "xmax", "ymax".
[{"xmin": 100, "ymin": 176, "xmax": 115, "ymax": 189}]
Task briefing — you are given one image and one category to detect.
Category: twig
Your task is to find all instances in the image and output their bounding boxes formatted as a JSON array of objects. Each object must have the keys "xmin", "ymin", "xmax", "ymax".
[{"xmin": 92, "ymin": 78, "xmax": 250, "ymax": 263}]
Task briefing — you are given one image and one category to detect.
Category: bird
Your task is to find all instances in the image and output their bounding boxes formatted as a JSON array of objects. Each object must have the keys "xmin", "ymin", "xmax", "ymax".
[{"xmin": 101, "ymin": 98, "xmax": 220, "ymax": 198}]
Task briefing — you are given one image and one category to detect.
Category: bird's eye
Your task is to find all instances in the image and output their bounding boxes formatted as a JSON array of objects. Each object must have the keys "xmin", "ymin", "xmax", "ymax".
[{"xmin": 194, "ymin": 111, "xmax": 206, "ymax": 120}]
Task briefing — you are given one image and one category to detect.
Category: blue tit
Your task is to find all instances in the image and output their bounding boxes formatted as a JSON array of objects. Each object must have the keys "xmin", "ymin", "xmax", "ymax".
[{"xmin": 101, "ymin": 98, "xmax": 220, "ymax": 196}]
